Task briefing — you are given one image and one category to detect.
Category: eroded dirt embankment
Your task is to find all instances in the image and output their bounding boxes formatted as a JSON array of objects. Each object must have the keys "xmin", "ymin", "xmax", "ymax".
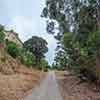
[
  {"xmin": 0, "ymin": 48, "xmax": 44, "ymax": 100},
  {"xmin": 0, "ymin": 69, "xmax": 44, "ymax": 100}
]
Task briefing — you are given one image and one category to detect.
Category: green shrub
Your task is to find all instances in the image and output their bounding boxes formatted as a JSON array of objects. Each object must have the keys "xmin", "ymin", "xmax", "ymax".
[
  {"xmin": 38, "ymin": 59, "xmax": 50, "ymax": 71},
  {"xmin": 0, "ymin": 31, "xmax": 5, "ymax": 43},
  {"xmin": 6, "ymin": 40, "xmax": 36, "ymax": 67},
  {"xmin": 6, "ymin": 41, "xmax": 19, "ymax": 58},
  {"xmin": 19, "ymin": 48, "xmax": 35, "ymax": 67}
]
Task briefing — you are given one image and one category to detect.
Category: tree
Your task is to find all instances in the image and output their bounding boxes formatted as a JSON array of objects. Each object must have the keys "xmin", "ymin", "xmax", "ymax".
[
  {"xmin": 42, "ymin": 0, "xmax": 99, "ymax": 37},
  {"xmin": 42, "ymin": 0, "xmax": 100, "ymax": 81},
  {"xmin": 24, "ymin": 36, "xmax": 48, "ymax": 65},
  {"xmin": 54, "ymin": 50, "xmax": 69, "ymax": 70},
  {"xmin": 41, "ymin": 0, "xmax": 69, "ymax": 40}
]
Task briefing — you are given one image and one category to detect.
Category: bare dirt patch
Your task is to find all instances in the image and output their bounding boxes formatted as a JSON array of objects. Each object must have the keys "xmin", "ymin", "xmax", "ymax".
[
  {"xmin": 0, "ymin": 48, "xmax": 45, "ymax": 100},
  {"xmin": 56, "ymin": 71, "xmax": 100, "ymax": 100}
]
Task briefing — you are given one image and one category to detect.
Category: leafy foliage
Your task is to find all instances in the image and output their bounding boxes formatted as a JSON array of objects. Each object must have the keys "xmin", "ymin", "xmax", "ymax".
[
  {"xmin": 18, "ymin": 48, "xmax": 36, "ymax": 67},
  {"xmin": 41, "ymin": 0, "xmax": 69, "ymax": 40},
  {"xmin": 0, "ymin": 25, "xmax": 5, "ymax": 43},
  {"xmin": 0, "ymin": 24, "xmax": 50, "ymax": 69},
  {"xmin": 42, "ymin": 0, "xmax": 100, "ymax": 82},
  {"xmin": 42, "ymin": 0, "xmax": 99, "ymax": 39},
  {"xmin": 6, "ymin": 41, "xmax": 19, "ymax": 58},
  {"xmin": 39, "ymin": 59, "xmax": 50, "ymax": 71},
  {"xmin": 54, "ymin": 50, "xmax": 69, "ymax": 70},
  {"xmin": 24, "ymin": 36, "xmax": 48, "ymax": 64},
  {"xmin": 6, "ymin": 40, "xmax": 36, "ymax": 67},
  {"xmin": 61, "ymin": 30, "xmax": 100, "ymax": 81}
]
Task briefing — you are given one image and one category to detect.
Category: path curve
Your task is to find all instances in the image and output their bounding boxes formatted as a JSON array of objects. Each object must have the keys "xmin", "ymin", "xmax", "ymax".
[{"xmin": 24, "ymin": 71, "xmax": 63, "ymax": 100}]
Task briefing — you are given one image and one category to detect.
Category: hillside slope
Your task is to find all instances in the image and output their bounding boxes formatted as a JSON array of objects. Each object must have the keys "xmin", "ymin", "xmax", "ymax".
[
  {"xmin": 0, "ymin": 47, "xmax": 43, "ymax": 100},
  {"xmin": 0, "ymin": 47, "xmax": 20, "ymax": 74}
]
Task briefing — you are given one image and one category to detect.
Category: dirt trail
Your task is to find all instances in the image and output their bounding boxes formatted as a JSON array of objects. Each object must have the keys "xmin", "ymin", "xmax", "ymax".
[
  {"xmin": 24, "ymin": 71, "xmax": 63, "ymax": 100},
  {"xmin": 58, "ymin": 73, "xmax": 100, "ymax": 100}
]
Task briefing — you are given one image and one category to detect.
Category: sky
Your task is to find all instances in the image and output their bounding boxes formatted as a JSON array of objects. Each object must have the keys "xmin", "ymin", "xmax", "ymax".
[{"xmin": 0, "ymin": 0, "xmax": 57, "ymax": 65}]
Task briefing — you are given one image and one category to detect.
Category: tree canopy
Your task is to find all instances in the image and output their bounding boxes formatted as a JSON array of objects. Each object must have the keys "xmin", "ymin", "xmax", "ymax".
[
  {"xmin": 24, "ymin": 36, "xmax": 48, "ymax": 64},
  {"xmin": 42, "ymin": 0, "xmax": 100, "ymax": 82},
  {"xmin": 42, "ymin": 0, "xmax": 100, "ymax": 39}
]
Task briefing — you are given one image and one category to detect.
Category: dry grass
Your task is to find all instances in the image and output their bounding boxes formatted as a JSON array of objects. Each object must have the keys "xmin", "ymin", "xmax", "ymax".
[
  {"xmin": 0, "ymin": 48, "xmax": 45, "ymax": 100},
  {"xmin": 0, "ymin": 48, "xmax": 20, "ymax": 75},
  {"xmin": 0, "ymin": 69, "xmax": 43, "ymax": 100},
  {"xmin": 55, "ymin": 70, "xmax": 70, "ymax": 80}
]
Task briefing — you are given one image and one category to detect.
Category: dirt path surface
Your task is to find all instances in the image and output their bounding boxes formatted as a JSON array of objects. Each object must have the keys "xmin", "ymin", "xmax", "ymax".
[
  {"xmin": 57, "ymin": 71, "xmax": 100, "ymax": 100},
  {"xmin": 24, "ymin": 71, "xmax": 63, "ymax": 100}
]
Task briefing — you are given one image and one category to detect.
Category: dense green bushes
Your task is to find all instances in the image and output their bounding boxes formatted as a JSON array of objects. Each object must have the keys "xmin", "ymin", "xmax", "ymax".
[
  {"xmin": 39, "ymin": 59, "xmax": 50, "ymax": 71},
  {"xmin": 5, "ymin": 40, "xmax": 36, "ymax": 67},
  {"xmin": 0, "ymin": 26, "xmax": 5, "ymax": 43},
  {"xmin": 6, "ymin": 41, "xmax": 19, "ymax": 58},
  {"xmin": 18, "ymin": 48, "xmax": 36, "ymax": 67},
  {"xmin": 5, "ymin": 40, "xmax": 50, "ymax": 69},
  {"xmin": 60, "ymin": 30, "xmax": 100, "ymax": 82},
  {"xmin": 0, "ymin": 32, "xmax": 5, "ymax": 43}
]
